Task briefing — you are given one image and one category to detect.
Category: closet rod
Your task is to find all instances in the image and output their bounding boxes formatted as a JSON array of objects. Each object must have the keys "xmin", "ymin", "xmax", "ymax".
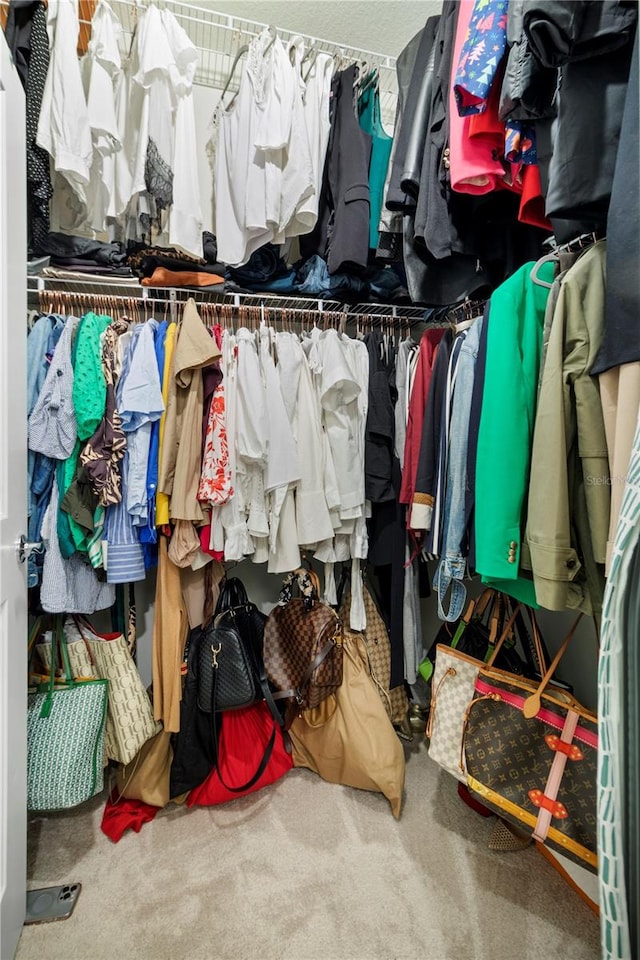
[
  {"xmin": 27, "ymin": 276, "xmax": 436, "ymax": 325},
  {"xmin": 27, "ymin": 278, "xmax": 344, "ymax": 315}
]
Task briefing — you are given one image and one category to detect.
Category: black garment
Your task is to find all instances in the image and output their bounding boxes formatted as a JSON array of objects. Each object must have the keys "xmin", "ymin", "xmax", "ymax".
[
  {"xmin": 202, "ymin": 231, "xmax": 218, "ymax": 264},
  {"xmin": 301, "ymin": 64, "xmax": 373, "ymax": 275},
  {"xmin": 367, "ymin": 457, "xmax": 406, "ymax": 689},
  {"xmin": 6, "ymin": 1, "xmax": 52, "ymax": 255},
  {"xmin": 465, "ymin": 304, "xmax": 491, "ymax": 572},
  {"xmin": 592, "ymin": 29, "xmax": 640, "ymax": 375},
  {"xmin": 414, "ymin": 1, "xmax": 459, "ymax": 259},
  {"xmin": 386, "ymin": 17, "xmax": 440, "ymax": 209},
  {"xmin": 364, "ymin": 332, "xmax": 397, "ymax": 503},
  {"xmin": 412, "ymin": 328, "xmax": 453, "ymax": 521},
  {"xmin": 499, "ymin": 0, "xmax": 563, "ymax": 123},
  {"xmin": 226, "ymin": 243, "xmax": 289, "ymax": 286},
  {"xmin": 525, "ymin": 0, "xmax": 637, "ymax": 65},
  {"xmin": 403, "ymin": 2, "xmax": 496, "ymax": 304},
  {"xmin": 523, "ymin": 0, "xmax": 637, "ymax": 228},
  {"xmin": 377, "ymin": 24, "xmax": 425, "ymax": 262},
  {"xmin": 40, "ymin": 233, "xmax": 128, "ymax": 266},
  {"xmin": 135, "ymin": 255, "xmax": 225, "ymax": 279},
  {"xmin": 169, "ymin": 626, "xmax": 217, "ymax": 797}
]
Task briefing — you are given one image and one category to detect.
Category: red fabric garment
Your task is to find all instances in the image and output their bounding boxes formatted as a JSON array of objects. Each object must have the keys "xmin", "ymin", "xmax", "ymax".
[
  {"xmin": 518, "ymin": 162, "xmax": 552, "ymax": 231},
  {"xmin": 198, "ymin": 524, "xmax": 224, "ymax": 562},
  {"xmin": 449, "ymin": 1, "xmax": 507, "ymax": 195},
  {"xmin": 187, "ymin": 702, "xmax": 293, "ymax": 806},
  {"xmin": 400, "ymin": 329, "xmax": 446, "ymax": 506},
  {"xmin": 101, "ymin": 790, "xmax": 161, "ymax": 842}
]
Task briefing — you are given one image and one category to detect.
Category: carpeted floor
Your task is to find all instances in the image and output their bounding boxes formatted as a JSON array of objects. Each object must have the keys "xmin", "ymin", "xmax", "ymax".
[{"xmin": 15, "ymin": 738, "xmax": 600, "ymax": 960}]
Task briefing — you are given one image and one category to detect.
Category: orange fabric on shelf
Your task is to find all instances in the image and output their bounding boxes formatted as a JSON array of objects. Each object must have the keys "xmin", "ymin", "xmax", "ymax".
[{"xmin": 141, "ymin": 267, "xmax": 224, "ymax": 287}]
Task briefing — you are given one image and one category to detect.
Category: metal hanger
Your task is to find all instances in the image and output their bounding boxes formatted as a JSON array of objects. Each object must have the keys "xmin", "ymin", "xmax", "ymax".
[{"xmin": 220, "ymin": 44, "xmax": 249, "ymax": 103}]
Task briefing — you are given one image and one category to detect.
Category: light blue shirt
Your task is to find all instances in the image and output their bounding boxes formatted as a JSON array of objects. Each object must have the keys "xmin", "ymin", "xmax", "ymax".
[{"xmin": 117, "ymin": 320, "xmax": 165, "ymax": 523}]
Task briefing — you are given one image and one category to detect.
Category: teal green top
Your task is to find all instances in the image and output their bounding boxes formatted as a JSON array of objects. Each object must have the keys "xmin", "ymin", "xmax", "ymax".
[
  {"xmin": 58, "ymin": 312, "xmax": 111, "ymax": 557},
  {"xmin": 359, "ymin": 84, "xmax": 393, "ymax": 250},
  {"xmin": 474, "ymin": 260, "xmax": 555, "ymax": 607}
]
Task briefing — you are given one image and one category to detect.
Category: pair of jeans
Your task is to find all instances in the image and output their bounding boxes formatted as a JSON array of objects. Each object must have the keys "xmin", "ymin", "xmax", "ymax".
[
  {"xmin": 433, "ymin": 313, "xmax": 484, "ymax": 621},
  {"xmin": 27, "ymin": 453, "xmax": 56, "ymax": 587}
]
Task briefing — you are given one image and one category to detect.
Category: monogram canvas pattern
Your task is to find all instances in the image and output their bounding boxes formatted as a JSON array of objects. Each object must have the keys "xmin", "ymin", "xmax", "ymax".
[
  {"xmin": 427, "ymin": 645, "xmax": 479, "ymax": 782},
  {"xmin": 264, "ymin": 598, "xmax": 343, "ymax": 710},
  {"xmin": 338, "ymin": 582, "xmax": 408, "ymax": 725},
  {"xmin": 65, "ymin": 619, "xmax": 159, "ymax": 765},
  {"xmin": 464, "ymin": 679, "xmax": 598, "ymax": 871},
  {"xmin": 27, "ymin": 679, "xmax": 108, "ymax": 811}
]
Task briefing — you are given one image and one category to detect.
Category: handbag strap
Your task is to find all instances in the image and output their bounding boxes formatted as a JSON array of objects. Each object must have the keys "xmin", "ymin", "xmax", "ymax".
[
  {"xmin": 485, "ymin": 605, "xmax": 523, "ymax": 668},
  {"xmin": 215, "ymin": 577, "xmax": 250, "ymax": 617},
  {"xmin": 523, "ymin": 613, "xmax": 583, "ymax": 719},
  {"xmin": 210, "ymin": 671, "xmax": 277, "ymax": 793},
  {"xmin": 474, "ymin": 588, "xmax": 496, "ymax": 621},
  {"xmin": 279, "ymin": 568, "xmax": 321, "ymax": 609},
  {"xmin": 39, "ymin": 617, "xmax": 74, "ymax": 719},
  {"xmin": 519, "ymin": 607, "xmax": 548, "ymax": 676},
  {"xmin": 271, "ymin": 633, "xmax": 340, "ymax": 706}
]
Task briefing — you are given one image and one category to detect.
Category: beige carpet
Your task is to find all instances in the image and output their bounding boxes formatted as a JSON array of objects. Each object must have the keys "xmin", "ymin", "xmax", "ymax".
[{"xmin": 15, "ymin": 738, "xmax": 600, "ymax": 960}]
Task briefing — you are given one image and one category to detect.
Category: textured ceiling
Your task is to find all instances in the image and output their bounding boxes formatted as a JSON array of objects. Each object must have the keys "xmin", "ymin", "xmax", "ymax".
[{"xmin": 208, "ymin": 1, "xmax": 443, "ymax": 57}]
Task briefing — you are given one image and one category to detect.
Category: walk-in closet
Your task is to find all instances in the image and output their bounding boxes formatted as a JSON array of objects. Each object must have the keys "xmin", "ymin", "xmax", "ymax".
[{"xmin": 0, "ymin": 1, "xmax": 637, "ymax": 958}]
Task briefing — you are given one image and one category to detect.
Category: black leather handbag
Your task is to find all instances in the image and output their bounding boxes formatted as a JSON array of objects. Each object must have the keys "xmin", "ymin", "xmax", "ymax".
[
  {"xmin": 193, "ymin": 578, "xmax": 286, "ymax": 794},
  {"xmin": 197, "ymin": 578, "xmax": 283, "ymax": 723}
]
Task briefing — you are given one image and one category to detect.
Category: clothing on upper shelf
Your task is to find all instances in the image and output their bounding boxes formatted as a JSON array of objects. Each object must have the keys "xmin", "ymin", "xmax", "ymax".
[
  {"xmin": 83, "ymin": 0, "xmax": 124, "ymax": 235},
  {"xmin": 213, "ymin": 28, "xmax": 317, "ymax": 267},
  {"xmin": 301, "ymin": 63, "xmax": 372, "ymax": 275},
  {"xmin": 5, "ymin": 0, "xmax": 52, "ymax": 253},
  {"xmin": 522, "ymin": 0, "xmax": 637, "ymax": 237},
  {"xmin": 36, "ymin": 0, "xmax": 92, "ymax": 235}
]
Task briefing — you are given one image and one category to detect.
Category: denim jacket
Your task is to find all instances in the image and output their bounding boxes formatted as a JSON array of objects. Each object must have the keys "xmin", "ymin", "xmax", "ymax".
[{"xmin": 433, "ymin": 314, "xmax": 484, "ymax": 620}]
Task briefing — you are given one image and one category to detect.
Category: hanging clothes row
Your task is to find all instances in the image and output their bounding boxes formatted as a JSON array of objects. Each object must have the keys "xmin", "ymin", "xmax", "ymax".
[
  {"xmin": 376, "ymin": 0, "xmax": 637, "ymax": 306},
  {"xmin": 402, "ymin": 237, "xmax": 619, "ymax": 626}
]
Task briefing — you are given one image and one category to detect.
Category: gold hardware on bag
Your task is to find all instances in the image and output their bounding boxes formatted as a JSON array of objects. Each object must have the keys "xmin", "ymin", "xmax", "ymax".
[{"xmin": 210, "ymin": 643, "xmax": 222, "ymax": 670}]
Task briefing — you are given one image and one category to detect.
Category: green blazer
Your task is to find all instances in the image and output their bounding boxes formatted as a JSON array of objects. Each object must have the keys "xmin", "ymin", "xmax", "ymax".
[{"xmin": 474, "ymin": 259, "xmax": 555, "ymax": 606}]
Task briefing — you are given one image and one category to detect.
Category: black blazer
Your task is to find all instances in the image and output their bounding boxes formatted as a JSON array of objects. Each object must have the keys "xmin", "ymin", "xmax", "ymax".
[{"xmin": 302, "ymin": 64, "xmax": 372, "ymax": 274}]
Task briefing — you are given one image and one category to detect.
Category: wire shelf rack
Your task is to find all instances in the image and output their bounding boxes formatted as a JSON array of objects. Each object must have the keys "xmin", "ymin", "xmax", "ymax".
[{"xmin": 80, "ymin": 0, "xmax": 399, "ymax": 129}]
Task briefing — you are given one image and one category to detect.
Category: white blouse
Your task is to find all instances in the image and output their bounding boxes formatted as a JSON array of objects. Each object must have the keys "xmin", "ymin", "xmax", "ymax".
[
  {"xmin": 83, "ymin": 0, "xmax": 123, "ymax": 233},
  {"xmin": 37, "ymin": 0, "xmax": 92, "ymax": 233}
]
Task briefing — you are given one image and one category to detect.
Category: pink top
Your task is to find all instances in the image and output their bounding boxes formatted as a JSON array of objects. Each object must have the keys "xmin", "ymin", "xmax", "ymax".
[{"xmin": 448, "ymin": 0, "xmax": 507, "ymax": 195}]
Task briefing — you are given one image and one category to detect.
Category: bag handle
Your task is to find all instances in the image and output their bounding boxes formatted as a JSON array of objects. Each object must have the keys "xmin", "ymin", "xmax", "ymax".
[
  {"xmin": 210, "ymin": 673, "xmax": 278, "ymax": 793},
  {"xmin": 523, "ymin": 613, "xmax": 583, "ymax": 718},
  {"xmin": 460, "ymin": 588, "xmax": 495, "ymax": 627},
  {"xmin": 278, "ymin": 568, "xmax": 321, "ymax": 607},
  {"xmin": 524, "ymin": 607, "xmax": 548, "ymax": 676},
  {"xmin": 485, "ymin": 604, "xmax": 523, "ymax": 668},
  {"xmin": 474, "ymin": 588, "xmax": 496, "ymax": 621},
  {"xmin": 38, "ymin": 617, "xmax": 75, "ymax": 719},
  {"xmin": 215, "ymin": 577, "xmax": 250, "ymax": 617}
]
